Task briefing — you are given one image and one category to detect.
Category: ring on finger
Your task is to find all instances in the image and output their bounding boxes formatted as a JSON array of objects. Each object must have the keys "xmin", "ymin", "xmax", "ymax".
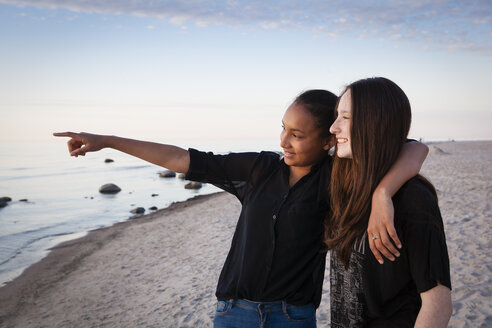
[{"xmin": 371, "ymin": 235, "xmax": 380, "ymax": 241}]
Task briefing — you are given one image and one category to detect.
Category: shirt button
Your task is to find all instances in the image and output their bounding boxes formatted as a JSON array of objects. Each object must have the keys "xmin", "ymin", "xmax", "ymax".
[{"xmin": 273, "ymin": 214, "xmax": 277, "ymax": 220}]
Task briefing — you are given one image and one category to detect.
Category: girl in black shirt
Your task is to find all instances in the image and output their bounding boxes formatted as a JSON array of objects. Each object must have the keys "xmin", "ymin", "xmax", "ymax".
[
  {"xmin": 54, "ymin": 89, "xmax": 428, "ymax": 327},
  {"xmin": 327, "ymin": 77, "xmax": 452, "ymax": 327}
]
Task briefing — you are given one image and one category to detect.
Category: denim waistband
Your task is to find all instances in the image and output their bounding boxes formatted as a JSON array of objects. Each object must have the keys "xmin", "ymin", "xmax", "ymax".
[
  {"xmin": 224, "ymin": 299, "xmax": 314, "ymax": 313},
  {"xmin": 235, "ymin": 299, "xmax": 285, "ymax": 312}
]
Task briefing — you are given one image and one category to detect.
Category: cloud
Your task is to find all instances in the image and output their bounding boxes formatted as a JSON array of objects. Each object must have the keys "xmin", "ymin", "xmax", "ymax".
[{"xmin": 1, "ymin": 0, "xmax": 491, "ymax": 54}]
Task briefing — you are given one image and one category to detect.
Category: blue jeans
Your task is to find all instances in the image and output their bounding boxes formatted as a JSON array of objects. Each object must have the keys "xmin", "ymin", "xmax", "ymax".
[{"xmin": 213, "ymin": 299, "xmax": 317, "ymax": 328}]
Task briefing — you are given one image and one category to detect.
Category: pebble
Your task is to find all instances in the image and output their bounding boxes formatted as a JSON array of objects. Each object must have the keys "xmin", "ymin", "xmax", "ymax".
[
  {"xmin": 130, "ymin": 207, "xmax": 145, "ymax": 214},
  {"xmin": 159, "ymin": 170, "xmax": 176, "ymax": 178},
  {"xmin": 99, "ymin": 183, "xmax": 122, "ymax": 194},
  {"xmin": 184, "ymin": 182, "xmax": 202, "ymax": 190}
]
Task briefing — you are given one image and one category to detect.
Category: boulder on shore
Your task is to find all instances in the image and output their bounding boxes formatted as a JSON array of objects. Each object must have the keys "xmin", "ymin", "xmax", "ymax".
[
  {"xmin": 130, "ymin": 207, "xmax": 145, "ymax": 214},
  {"xmin": 177, "ymin": 173, "xmax": 186, "ymax": 179},
  {"xmin": 99, "ymin": 183, "xmax": 122, "ymax": 194},
  {"xmin": 149, "ymin": 206, "xmax": 158, "ymax": 211},
  {"xmin": 159, "ymin": 170, "xmax": 176, "ymax": 178},
  {"xmin": 1, "ymin": 197, "xmax": 12, "ymax": 202},
  {"xmin": 184, "ymin": 181, "xmax": 202, "ymax": 190}
]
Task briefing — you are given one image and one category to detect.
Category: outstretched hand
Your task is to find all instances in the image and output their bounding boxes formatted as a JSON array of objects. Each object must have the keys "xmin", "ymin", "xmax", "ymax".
[
  {"xmin": 53, "ymin": 132, "xmax": 106, "ymax": 157},
  {"xmin": 367, "ymin": 191, "xmax": 402, "ymax": 264}
]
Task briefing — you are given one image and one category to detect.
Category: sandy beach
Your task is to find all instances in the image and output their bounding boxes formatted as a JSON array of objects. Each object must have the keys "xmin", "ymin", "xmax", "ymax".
[{"xmin": 0, "ymin": 140, "xmax": 490, "ymax": 328}]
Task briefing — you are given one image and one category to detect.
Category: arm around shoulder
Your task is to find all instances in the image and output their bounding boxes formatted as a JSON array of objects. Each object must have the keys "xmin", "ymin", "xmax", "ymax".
[
  {"xmin": 375, "ymin": 141, "xmax": 428, "ymax": 197},
  {"xmin": 415, "ymin": 283, "xmax": 452, "ymax": 328},
  {"xmin": 367, "ymin": 141, "xmax": 429, "ymax": 262}
]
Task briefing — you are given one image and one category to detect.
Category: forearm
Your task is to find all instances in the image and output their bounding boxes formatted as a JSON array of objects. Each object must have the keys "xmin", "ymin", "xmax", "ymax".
[
  {"xmin": 368, "ymin": 142, "xmax": 428, "ymax": 258},
  {"xmin": 374, "ymin": 141, "xmax": 428, "ymax": 198},
  {"xmin": 415, "ymin": 284, "xmax": 452, "ymax": 327},
  {"xmin": 105, "ymin": 135, "xmax": 190, "ymax": 173}
]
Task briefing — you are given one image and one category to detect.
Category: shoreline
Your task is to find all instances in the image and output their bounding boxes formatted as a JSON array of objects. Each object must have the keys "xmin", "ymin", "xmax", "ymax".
[
  {"xmin": 0, "ymin": 140, "xmax": 490, "ymax": 327},
  {"xmin": 0, "ymin": 192, "xmax": 225, "ymax": 324}
]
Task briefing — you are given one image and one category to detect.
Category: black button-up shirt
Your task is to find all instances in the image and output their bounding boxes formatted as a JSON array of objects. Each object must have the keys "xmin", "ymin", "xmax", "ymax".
[{"xmin": 185, "ymin": 148, "xmax": 332, "ymax": 308}]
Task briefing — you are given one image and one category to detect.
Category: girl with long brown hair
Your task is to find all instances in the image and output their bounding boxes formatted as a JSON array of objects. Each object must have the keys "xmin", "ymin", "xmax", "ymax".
[{"xmin": 327, "ymin": 77, "xmax": 452, "ymax": 327}]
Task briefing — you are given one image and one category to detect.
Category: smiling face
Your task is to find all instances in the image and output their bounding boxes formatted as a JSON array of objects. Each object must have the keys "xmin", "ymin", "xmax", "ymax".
[
  {"xmin": 280, "ymin": 102, "xmax": 330, "ymax": 171},
  {"xmin": 329, "ymin": 89, "xmax": 353, "ymax": 158}
]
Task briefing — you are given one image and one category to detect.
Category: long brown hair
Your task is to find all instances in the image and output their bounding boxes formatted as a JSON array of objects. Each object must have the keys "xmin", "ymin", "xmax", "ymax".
[{"xmin": 325, "ymin": 77, "xmax": 412, "ymax": 267}]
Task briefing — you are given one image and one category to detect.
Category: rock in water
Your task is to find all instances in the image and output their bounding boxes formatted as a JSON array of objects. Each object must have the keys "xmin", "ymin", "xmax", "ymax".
[
  {"xmin": 104, "ymin": 158, "xmax": 114, "ymax": 163},
  {"xmin": 149, "ymin": 206, "xmax": 158, "ymax": 211},
  {"xmin": 159, "ymin": 170, "xmax": 176, "ymax": 178},
  {"xmin": 0, "ymin": 197, "xmax": 12, "ymax": 202},
  {"xmin": 99, "ymin": 183, "xmax": 122, "ymax": 194},
  {"xmin": 130, "ymin": 207, "xmax": 145, "ymax": 214},
  {"xmin": 0, "ymin": 200, "xmax": 7, "ymax": 208},
  {"xmin": 184, "ymin": 181, "xmax": 202, "ymax": 190}
]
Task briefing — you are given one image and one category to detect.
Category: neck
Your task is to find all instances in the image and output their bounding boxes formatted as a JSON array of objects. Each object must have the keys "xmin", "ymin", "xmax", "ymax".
[{"xmin": 288, "ymin": 165, "xmax": 312, "ymax": 187}]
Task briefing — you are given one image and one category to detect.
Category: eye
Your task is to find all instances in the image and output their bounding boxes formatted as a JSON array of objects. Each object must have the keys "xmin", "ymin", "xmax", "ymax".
[{"xmin": 281, "ymin": 124, "xmax": 285, "ymax": 130}]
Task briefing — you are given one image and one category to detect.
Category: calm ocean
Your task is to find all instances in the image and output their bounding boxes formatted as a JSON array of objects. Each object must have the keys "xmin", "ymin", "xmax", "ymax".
[{"xmin": 0, "ymin": 138, "xmax": 280, "ymax": 286}]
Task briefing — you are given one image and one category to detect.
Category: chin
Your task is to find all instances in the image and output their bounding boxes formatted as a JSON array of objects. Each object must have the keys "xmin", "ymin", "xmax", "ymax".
[
  {"xmin": 337, "ymin": 151, "xmax": 352, "ymax": 159},
  {"xmin": 283, "ymin": 157, "xmax": 294, "ymax": 166}
]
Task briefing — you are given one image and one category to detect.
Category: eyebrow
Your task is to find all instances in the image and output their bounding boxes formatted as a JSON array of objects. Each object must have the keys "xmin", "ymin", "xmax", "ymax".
[{"xmin": 282, "ymin": 121, "xmax": 305, "ymax": 133}]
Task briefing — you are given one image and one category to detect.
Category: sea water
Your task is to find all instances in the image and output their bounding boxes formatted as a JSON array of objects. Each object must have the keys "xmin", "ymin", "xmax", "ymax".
[{"xmin": 0, "ymin": 138, "xmax": 280, "ymax": 286}]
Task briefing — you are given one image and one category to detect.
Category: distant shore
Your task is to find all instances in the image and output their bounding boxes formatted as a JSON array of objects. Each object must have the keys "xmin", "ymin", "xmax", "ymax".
[{"xmin": 0, "ymin": 140, "xmax": 490, "ymax": 327}]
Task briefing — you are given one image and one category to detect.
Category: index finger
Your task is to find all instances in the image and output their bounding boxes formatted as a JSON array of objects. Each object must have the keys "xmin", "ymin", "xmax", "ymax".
[{"xmin": 53, "ymin": 132, "xmax": 78, "ymax": 138}]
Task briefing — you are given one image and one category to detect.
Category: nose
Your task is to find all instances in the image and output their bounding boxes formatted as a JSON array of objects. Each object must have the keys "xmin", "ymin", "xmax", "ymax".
[
  {"xmin": 280, "ymin": 129, "xmax": 289, "ymax": 148},
  {"xmin": 329, "ymin": 118, "xmax": 340, "ymax": 135}
]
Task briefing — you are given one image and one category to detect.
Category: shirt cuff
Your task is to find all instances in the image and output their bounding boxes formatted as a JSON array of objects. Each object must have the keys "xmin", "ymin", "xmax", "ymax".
[{"xmin": 185, "ymin": 148, "xmax": 208, "ymax": 182}]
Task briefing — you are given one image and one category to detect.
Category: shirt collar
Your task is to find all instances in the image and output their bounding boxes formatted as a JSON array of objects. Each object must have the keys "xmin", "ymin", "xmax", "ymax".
[{"xmin": 279, "ymin": 155, "xmax": 329, "ymax": 175}]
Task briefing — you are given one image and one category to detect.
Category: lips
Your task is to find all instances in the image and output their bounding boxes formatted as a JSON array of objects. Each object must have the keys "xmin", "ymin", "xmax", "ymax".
[{"xmin": 283, "ymin": 150, "xmax": 295, "ymax": 158}]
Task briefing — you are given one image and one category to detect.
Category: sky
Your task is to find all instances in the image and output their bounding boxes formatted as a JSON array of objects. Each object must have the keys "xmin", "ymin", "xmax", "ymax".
[{"xmin": 0, "ymin": 0, "xmax": 491, "ymax": 144}]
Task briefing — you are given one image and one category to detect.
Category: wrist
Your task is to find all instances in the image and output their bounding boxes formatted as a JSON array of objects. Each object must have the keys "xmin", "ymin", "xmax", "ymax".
[
  {"xmin": 373, "ymin": 186, "xmax": 391, "ymax": 202},
  {"xmin": 102, "ymin": 135, "xmax": 116, "ymax": 149}
]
